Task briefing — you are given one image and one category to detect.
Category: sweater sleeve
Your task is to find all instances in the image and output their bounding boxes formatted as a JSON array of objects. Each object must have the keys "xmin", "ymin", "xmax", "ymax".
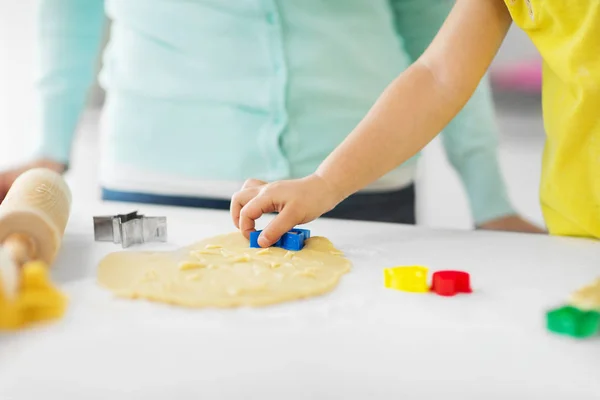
[
  {"xmin": 34, "ymin": 0, "xmax": 106, "ymax": 165},
  {"xmin": 389, "ymin": 0, "xmax": 516, "ymax": 225}
]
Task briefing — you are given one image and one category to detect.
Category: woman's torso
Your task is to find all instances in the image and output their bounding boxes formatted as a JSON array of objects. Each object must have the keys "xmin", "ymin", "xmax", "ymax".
[
  {"xmin": 98, "ymin": 0, "xmax": 416, "ymax": 198},
  {"xmin": 505, "ymin": 0, "xmax": 600, "ymax": 239}
]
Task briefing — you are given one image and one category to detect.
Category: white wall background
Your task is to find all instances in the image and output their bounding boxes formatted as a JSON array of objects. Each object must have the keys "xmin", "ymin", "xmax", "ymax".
[
  {"xmin": 0, "ymin": 0, "xmax": 38, "ymax": 168},
  {"xmin": 0, "ymin": 1, "xmax": 545, "ymax": 229}
]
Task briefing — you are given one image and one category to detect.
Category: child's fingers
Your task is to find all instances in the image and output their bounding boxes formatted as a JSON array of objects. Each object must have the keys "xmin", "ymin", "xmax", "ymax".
[
  {"xmin": 231, "ymin": 179, "xmax": 268, "ymax": 228},
  {"xmin": 230, "ymin": 187, "xmax": 261, "ymax": 229},
  {"xmin": 241, "ymin": 178, "xmax": 267, "ymax": 189},
  {"xmin": 259, "ymin": 207, "xmax": 302, "ymax": 247},
  {"xmin": 239, "ymin": 195, "xmax": 278, "ymax": 240}
]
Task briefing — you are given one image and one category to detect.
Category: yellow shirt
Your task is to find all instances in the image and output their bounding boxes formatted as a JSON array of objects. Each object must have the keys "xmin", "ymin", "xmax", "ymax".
[{"xmin": 505, "ymin": 0, "xmax": 600, "ymax": 239}]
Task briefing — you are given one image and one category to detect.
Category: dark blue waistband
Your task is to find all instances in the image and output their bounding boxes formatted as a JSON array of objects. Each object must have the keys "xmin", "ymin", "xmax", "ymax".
[
  {"xmin": 102, "ymin": 188, "xmax": 231, "ymax": 209},
  {"xmin": 101, "ymin": 184, "xmax": 416, "ymax": 224}
]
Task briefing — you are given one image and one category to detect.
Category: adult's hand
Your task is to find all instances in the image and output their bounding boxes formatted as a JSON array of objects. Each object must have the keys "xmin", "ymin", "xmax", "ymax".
[
  {"xmin": 0, "ymin": 159, "xmax": 66, "ymax": 203},
  {"xmin": 478, "ymin": 215, "xmax": 546, "ymax": 234}
]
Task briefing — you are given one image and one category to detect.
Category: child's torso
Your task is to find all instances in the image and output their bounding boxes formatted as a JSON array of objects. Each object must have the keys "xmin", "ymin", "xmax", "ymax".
[{"xmin": 505, "ymin": 0, "xmax": 600, "ymax": 238}]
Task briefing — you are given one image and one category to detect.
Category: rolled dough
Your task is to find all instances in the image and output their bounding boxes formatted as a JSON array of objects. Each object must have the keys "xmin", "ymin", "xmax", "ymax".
[{"xmin": 97, "ymin": 232, "xmax": 351, "ymax": 307}]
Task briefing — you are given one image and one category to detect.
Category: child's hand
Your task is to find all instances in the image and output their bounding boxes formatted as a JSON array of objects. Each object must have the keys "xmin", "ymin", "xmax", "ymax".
[{"xmin": 231, "ymin": 174, "xmax": 342, "ymax": 247}]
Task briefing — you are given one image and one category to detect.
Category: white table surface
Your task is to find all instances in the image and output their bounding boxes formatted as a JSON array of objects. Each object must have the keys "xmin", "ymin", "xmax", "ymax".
[{"xmin": 1, "ymin": 202, "xmax": 599, "ymax": 400}]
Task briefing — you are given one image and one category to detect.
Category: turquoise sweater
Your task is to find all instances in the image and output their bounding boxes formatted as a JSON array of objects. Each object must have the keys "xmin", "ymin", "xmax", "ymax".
[{"xmin": 34, "ymin": 0, "xmax": 514, "ymax": 224}]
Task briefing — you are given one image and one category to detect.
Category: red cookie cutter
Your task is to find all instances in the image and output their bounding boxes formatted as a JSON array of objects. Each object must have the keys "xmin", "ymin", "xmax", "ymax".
[{"xmin": 430, "ymin": 270, "xmax": 472, "ymax": 296}]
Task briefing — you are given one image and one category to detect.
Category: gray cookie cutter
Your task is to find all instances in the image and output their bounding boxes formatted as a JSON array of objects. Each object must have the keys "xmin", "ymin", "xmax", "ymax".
[{"xmin": 93, "ymin": 211, "xmax": 167, "ymax": 248}]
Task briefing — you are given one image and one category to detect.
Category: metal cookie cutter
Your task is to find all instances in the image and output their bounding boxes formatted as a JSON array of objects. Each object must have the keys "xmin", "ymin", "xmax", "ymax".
[{"xmin": 93, "ymin": 211, "xmax": 167, "ymax": 248}]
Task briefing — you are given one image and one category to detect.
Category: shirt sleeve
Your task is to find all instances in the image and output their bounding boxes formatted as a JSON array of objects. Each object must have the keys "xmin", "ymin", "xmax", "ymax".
[
  {"xmin": 389, "ymin": 0, "xmax": 516, "ymax": 225},
  {"xmin": 34, "ymin": 0, "xmax": 106, "ymax": 165}
]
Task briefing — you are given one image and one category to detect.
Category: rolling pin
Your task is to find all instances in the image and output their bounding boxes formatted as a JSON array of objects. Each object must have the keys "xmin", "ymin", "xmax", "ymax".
[{"xmin": 0, "ymin": 168, "xmax": 72, "ymax": 299}]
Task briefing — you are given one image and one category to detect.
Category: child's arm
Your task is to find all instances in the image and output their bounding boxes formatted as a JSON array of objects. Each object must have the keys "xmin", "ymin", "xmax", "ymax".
[
  {"xmin": 391, "ymin": 0, "xmax": 540, "ymax": 232},
  {"xmin": 316, "ymin": 0, "xmax": 512, "ymax": 200},
  {"xmin": 231, "ymin": 0, "xmax": 513, "ymax": 246}
]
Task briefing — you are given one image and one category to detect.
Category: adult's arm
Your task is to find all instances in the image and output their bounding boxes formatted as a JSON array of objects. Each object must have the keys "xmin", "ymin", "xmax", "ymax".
[{"xmin": 34, "ymin": 0, "xmax": 106, "ymax": 166}]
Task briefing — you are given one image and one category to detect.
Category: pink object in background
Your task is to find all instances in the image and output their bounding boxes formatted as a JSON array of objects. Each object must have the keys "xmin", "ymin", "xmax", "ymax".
[{"xmin": 491, "ymin": 59, "xmax": 542, "ymax": 93}]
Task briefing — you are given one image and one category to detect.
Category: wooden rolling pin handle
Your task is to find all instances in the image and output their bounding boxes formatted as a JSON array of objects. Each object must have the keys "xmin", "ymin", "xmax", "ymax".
[
  {"xmin": 0, "ymin": 168, "xmax": 71, "ymax": 267},
  {"xmin": 2, "ymin": 233, "xmax": 37, "ymax": 267}
]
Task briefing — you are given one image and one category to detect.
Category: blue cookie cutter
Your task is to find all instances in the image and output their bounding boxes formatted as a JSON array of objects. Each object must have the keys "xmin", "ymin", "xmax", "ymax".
[{"xmin": 249, "ymin": 228, "xmax": 311, "ymax": 251}]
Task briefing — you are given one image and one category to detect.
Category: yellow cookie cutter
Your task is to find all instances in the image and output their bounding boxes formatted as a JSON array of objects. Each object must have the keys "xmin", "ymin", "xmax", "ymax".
[
  {"xmin": 0, "ymin": 261, "xmax": 67, "ymax": 330},
  {"xmin": 384, "ymin": 265, "xmax": 429, "ymax": 293}
]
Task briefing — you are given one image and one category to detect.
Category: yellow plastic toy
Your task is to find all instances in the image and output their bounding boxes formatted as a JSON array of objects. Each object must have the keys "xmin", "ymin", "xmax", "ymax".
[
  {"xmin": 384, "ymin": 266, "xmax": 429, "ymax": 293},
  {"xmin": 0, "ymin": 261, "xmax": 67, "ymax": 330}
]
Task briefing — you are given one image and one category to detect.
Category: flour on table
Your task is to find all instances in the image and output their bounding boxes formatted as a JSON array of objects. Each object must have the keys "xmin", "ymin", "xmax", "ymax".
[{"xmin": 97, "ymin": 232, "xmax": 351, "ymax": 307}]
